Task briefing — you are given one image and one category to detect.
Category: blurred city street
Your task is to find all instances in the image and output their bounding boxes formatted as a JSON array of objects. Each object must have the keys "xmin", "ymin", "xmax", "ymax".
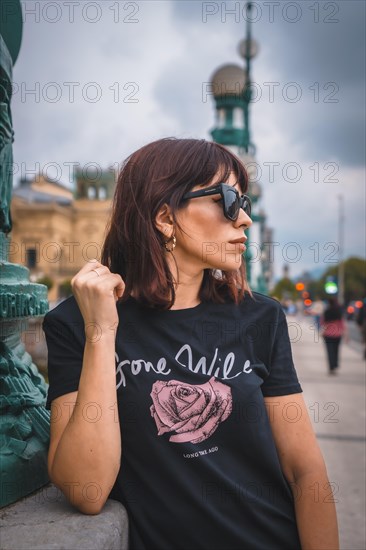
[{"xmin": 289, "ymin": 314, "xmax": 366, "ymax": 550}]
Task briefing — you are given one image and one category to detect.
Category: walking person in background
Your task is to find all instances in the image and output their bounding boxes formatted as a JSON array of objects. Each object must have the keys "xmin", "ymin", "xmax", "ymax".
[
  {"xmin": 310, "ymin": 296, "xmax": 325, "ymax": 333},
  {"xmin": 320, "ymin": 297, "xmax": 348, "ymax": 375}
]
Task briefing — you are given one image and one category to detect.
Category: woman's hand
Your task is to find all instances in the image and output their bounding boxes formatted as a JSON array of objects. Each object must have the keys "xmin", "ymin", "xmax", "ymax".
[{"xmin": 71, "ymin": 260, "xmax": 125, "ymax": 339}]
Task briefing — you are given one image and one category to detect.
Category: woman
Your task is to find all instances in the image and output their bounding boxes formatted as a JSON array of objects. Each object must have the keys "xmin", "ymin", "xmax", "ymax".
[
  {"xmin": 44, "ymin": 138, "xmax": 339, "ymax": 549},
  {"xmin": 310, "ymin": 297, "xmax": 325, "ymax": 333},
  {"xmin": 321, "ymin": 297, "xmax": 348, "ymax": 375}
]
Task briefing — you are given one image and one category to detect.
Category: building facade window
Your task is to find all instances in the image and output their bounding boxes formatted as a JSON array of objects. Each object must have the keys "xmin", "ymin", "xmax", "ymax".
[
  {"xmin": 233, "ymin": 107, "xmax": 243, "ymax": 128},
  {"xmin": 216, "ymin": 108, "xmax": 226, "ymax": 128},
  {"xmin": 87, "ymin": 186, "xmax": 96, "ymax": 199},
  {"xmin": 98, "ymin": 186, "xmax": 107, "ymax": 200},
  {"xmin": 26, "ymin": 248, "xmax": 37, "ymax": 269}
]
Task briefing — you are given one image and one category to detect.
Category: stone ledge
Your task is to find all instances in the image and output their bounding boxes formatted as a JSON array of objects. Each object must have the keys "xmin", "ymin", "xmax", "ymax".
[{"xmin": 0, "ymin": 484, "xmax": 129, "ymax": 550}]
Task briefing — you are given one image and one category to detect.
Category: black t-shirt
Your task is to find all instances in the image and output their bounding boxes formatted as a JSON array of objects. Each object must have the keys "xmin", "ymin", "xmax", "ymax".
[{"xmin": 43, "ymin": 291, "xmax": 303, "ymax": 550}]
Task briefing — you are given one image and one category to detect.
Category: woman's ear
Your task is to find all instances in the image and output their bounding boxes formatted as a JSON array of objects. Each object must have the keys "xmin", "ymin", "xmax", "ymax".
[{"xmin": 155, "ymin": 203, "xmax": 174, "ymax": 238}]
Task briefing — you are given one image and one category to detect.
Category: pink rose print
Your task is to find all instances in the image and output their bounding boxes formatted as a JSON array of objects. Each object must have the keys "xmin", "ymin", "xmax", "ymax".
[{"xmin": 150, "ymin": 377, "xmax": 232, "ymax": 444}]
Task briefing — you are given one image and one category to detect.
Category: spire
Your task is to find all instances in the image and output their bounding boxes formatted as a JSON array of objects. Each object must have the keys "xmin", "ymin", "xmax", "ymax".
[
  {"xmin": 209, "ymin": 1, "xmax": 259, "ymax": 154},
  {"xmin": 238, "ymin": 1, "xmax": 259, "ymax": 153}
]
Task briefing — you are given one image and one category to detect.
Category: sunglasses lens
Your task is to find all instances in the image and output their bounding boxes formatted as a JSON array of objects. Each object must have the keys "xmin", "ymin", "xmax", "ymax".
[
  {"xmin": 224, "ymin": 189, "xmax": 240, "ymax": 220},
  {"xmin": 243, "ymin": 198, "xmax": 251, "ymax": 217}
]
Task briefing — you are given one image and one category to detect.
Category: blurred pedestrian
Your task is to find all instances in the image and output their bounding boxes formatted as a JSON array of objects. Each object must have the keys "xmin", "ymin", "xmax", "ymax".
[
  {"xmin": 320, "ymin": 297, "xmax": 348, "ymax": 374},
  {"xmin": 310, "ymin": 296, "xmax": 325, "ymax": 333},
  {"xmin": 356, "ymin": 298, "xmax": 366, "ymax": 360}
]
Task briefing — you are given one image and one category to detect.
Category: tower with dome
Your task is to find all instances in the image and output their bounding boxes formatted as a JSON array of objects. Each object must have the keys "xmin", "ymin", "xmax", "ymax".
[{"xmin": 208, "ymin": 3, "xmax": 273, "ymax": 293}]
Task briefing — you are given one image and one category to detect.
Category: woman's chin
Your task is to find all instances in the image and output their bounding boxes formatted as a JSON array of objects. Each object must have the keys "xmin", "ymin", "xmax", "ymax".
[{"xmin": 207, "ymin": 259, "xmax": 243, "ymax": 272}]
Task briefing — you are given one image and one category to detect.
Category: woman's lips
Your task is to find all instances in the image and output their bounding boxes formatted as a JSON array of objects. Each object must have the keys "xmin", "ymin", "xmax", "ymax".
[
  {"xmin": 228, "ymin": 237, "xmax": 247, "ymax": 253},
  {"xmin": 231, "ymin": 242, "xmax": 246, "ymax": 252}
]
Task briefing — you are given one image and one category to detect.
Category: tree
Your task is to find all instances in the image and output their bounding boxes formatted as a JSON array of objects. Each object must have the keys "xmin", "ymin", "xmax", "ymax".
[
  {"xmin": 36, "ymin": 275, "xmax": 54, "ymax": 290},
  {"xmin": 318, "ymin": 257, "xmax": 366, "ymax": 303},
  {"xmin": 59, "ymin": 279, "xmax": 72, "ymax": 298},
  {"xmin": 307, "ymin": 279, "xmax": 326, "ymax": 300},
  {"xmin": 271, "ymin": 277, "xmax": 297, "ymax": 300}
]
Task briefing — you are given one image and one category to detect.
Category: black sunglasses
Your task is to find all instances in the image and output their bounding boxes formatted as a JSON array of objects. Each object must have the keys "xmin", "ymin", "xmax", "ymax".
[{"xmin": 182, "ymin": 183, "xmax": 251, "ymax": 221}]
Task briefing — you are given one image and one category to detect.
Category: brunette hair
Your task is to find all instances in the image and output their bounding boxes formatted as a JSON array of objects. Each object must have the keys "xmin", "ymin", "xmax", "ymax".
[{"xmin": 102, "ymin": 137, "xmax": 251, "ymax": 309}]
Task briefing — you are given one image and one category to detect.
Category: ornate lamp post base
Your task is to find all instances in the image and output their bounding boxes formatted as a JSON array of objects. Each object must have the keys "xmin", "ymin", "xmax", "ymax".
[
  {"xmin": 1, "ymin": 0, "xmax": 51, "ymax": 506},
  {"xmin": 1, "ymin": 234, "xmax": 50, "ymax": 507}
]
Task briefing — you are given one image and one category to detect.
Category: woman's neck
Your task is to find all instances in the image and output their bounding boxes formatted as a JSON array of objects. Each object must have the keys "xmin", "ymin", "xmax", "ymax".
[{"xmin": 168, "ymin": 263, "xmax": 204, "ymax": 310}]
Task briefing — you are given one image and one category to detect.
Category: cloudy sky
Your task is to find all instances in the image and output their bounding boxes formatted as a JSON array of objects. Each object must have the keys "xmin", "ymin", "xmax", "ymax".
[{"xmin": 11, "ymin": 0, "xmax": 365, "ymax": 280}]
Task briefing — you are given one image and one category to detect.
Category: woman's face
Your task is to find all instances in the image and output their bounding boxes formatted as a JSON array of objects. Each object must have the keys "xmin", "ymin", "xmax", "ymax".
[{"xmin": 173, "ymin": 172, "xmax": 252, "ymax": 273}]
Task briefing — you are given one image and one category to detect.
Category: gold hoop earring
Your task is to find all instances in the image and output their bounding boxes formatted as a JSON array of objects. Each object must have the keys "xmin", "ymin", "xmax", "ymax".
[{"xmin": 164, "ymin": 235, "xmax": 176, "ymax": 252}]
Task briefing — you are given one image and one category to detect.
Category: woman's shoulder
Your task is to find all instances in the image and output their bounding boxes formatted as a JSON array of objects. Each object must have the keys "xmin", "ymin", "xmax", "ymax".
[
  {"xmin": 239, "ymin": 290, "xmax": 284, "ymax": 314},
  {"xmin": 205, "ymin": 290, "xmax": 285, "ymax": 324},
  {"xmin": 43, "ymin": 295, "xmax": 83, "ymax": 327}
]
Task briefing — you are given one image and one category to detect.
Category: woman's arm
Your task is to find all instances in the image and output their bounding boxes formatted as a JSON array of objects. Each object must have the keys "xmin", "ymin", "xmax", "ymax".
[
  {"xmin": 264, "ymin": 393, "xmax": 339, "ymax": 550},
  {"xmin": 47, "ymin": 260, "xmax": 125, "ymax": 515},
  {"xmin": 48, "ymin": 331, "xmax": 121, "ymax": 515}
]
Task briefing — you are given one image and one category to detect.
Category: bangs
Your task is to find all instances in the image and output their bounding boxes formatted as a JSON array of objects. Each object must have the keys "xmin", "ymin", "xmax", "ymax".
[{"xmin": 193, "ymin": 143, "xmax": 248, "ymax": 194}]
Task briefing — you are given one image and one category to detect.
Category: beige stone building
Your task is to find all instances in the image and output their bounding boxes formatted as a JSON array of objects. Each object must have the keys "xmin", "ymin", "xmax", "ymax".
[{"xmin": 10, "ymin": 169, "xmax": 116, "ymax": 303}]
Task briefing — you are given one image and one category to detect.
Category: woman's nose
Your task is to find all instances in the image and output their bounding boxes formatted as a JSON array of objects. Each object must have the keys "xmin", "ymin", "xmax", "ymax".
[{"xmin": 235, "ymin": 208, "xmax": 253, "ymax": 229}]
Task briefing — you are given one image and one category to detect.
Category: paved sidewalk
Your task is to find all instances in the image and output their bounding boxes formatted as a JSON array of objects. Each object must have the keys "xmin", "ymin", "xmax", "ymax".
[{"xmin": 288, "ymin": 315, "xmax": 366, "ymax": 550}]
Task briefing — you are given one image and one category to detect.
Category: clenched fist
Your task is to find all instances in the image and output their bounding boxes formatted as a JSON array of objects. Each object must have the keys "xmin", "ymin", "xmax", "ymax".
[{"xmin": 71, "ymin": 259, "xmax": 125, "ymax": 340}]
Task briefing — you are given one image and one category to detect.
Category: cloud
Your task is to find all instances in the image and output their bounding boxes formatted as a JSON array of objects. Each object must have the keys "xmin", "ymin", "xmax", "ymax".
[
  {"xmin": 170, "ymin": 0, "xmax": 365, "ymax": 167},
  {"xmin": 12, "ymin": 1, "xmax": 184, "ymax": 177},
  {"xmin": 9, "ymin": 0, "xmax": 365, "ymax": 280}
]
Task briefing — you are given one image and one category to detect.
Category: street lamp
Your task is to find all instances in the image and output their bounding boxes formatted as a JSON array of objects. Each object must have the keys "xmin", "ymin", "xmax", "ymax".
[
  {"xmin": 338, "ymin": 194, "xmax": 345, "ymax": 306},
  {"xmin": 208, "ymin": 1, "xmax": 269, "ymax": 294},
  {"xmin": 238, "ymin": 1, "xmax": 259, "ymax": 154}
]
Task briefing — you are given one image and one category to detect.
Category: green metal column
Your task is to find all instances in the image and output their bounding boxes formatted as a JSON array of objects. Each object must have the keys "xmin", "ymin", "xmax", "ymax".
[{"xmin": 0, "ymin": 0, "xmax": 50, "ymax": 507}]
